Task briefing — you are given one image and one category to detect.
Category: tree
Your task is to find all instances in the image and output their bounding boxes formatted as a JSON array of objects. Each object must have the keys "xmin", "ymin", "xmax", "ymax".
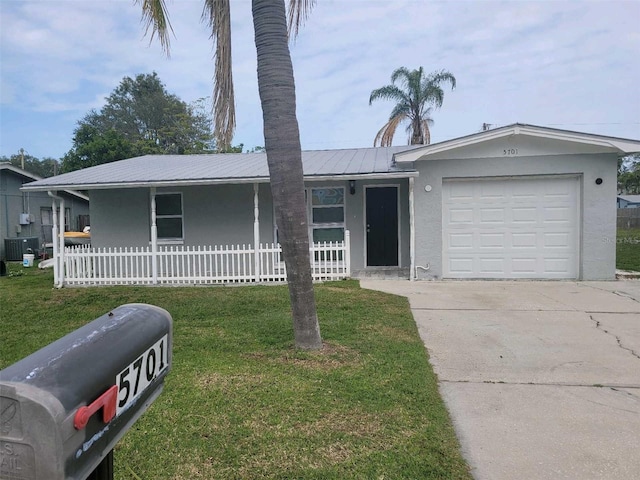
[
  {"xmin": 61, "ymin": 126, "xmax": 137, "ymax": 173},
  {"xmin": 369, "ymin": 67, "xmax": 456, "ymax": 146},
  {"xmin": 2, "ymin": 153, "xmax": 60, "ymax": 178},
  {"xmin": 61, "ymin": 73, "xmax": 215, "ymax": 172},
  {"xmin": 618, "ymin": 154, "xmax": 640, "ymax": 194},
  {"xmin": 138, "ymin": 0, "xmax": 322, "ymax": 349}
]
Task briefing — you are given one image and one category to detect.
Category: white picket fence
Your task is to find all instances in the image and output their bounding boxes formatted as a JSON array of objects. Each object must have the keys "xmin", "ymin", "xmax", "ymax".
[{"xmin": 61, "ymin": 235, "xmax": 350, "ymax": 286}]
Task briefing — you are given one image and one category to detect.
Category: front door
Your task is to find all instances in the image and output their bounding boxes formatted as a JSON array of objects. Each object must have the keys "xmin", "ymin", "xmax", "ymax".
[{"xmin": 366, "ymin": 186, "xmax": 399, "ymax": 266}]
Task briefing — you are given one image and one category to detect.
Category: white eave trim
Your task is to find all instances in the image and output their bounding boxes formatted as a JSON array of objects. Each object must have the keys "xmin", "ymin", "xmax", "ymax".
[
  {"xmin": 20, "ymin": 171, "xmax": 418, "ymax": 192},
  {"xmin": 394, "ymin": 124, "xmax": 640, "ymax": 163}
]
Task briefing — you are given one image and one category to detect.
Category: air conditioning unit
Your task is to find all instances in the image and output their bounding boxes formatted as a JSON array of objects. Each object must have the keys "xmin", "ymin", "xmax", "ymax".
[{"xmin": 4, "ymin": 237, "xmax": 39, "ymax": 261}]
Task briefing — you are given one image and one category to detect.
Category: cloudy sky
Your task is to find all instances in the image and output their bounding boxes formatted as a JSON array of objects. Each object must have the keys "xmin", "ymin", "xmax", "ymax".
[{"xmin": 1, "ymin": 0, "xmax": 639, "ymax": 160}]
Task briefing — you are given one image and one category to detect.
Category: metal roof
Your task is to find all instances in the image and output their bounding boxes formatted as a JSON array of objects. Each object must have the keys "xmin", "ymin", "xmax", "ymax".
[{"xmin": 21, "ymin": 146, "xmax": 421, "ymax": 191}]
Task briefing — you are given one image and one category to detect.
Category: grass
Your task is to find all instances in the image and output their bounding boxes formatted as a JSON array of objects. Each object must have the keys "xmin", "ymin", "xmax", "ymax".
[
  {"xmin": 0, "ymin": 264, "xmax": 471, "ymax": 480},
  {"xmin": 617, "ymin": 228, "xmax": 640, "ymax": 271}
]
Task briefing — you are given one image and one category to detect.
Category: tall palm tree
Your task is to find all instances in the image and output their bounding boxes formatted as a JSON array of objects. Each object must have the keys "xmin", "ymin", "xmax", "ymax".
[
  {"xmin": 369, "ymin": 67, "xmax": 456, "ymax": 146},
  {"xmin": 136, "ymin": 0, "xmax": 322, "ymax": 350}
]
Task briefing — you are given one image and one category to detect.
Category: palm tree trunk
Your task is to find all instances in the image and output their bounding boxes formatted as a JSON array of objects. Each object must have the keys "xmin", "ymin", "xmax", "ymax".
[
  {"xmin": 410, "ymin": 116, "xmax": 423, "ymax": 144},
  {"xmin": 252, "ymin": 0, "xmax": 322, "ymax": 350}
]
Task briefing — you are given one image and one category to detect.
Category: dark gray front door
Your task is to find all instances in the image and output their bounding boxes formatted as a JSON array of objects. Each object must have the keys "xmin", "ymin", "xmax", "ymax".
[{"xmin": 366, "ymin": 186, "xmax": 398, "ymax": 266}]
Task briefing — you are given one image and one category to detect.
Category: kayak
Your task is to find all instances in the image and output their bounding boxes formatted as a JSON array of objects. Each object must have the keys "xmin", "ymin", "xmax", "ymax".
[{"xmin": 64, "ymin": 231, "xmax": 91, "ymax": 246}]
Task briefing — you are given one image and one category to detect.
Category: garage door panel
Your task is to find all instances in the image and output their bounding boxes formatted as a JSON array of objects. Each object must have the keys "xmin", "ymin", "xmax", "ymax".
[
  {"xmin": 511, "ymin": 257, "xmax": 538, "ymax": 273},
  {"xmin": 544, "ymin": 258, "xmax": 571, "ymax": 273},
  {"xmin": 544, "ymin": 206, "xmax": 571, "ymax": 223},
  {"xmin": 448, "ymin": 182, "xmax": 473, "ymax": 199},
  {"xmin": 512, "ymin": 232, "xmax": 537, "ymax": 248},
  {"xmin": 480, "ymin": 182, "xmax": 507, "ymax": 199},
  {"xmin": 479, "ymin": 233, "xmax": 505, "ymax": 248},
  {"xmin": 449, "ymin": 258, "xmax": 474, "ymax": 273},
  {"xmin": 449, "ymin": 233, "xmax": 473, "ymax": 248},
  {"xmin": 512, "ymin": 207, "xmax": 537, "ymax": 223},
  {"xmin": 480, "ymin": 208, "xmax": 505, "ymax": 223},
  {"xmin": 544, "ymin": 232, "xmax": 570, "ymax": 248},
  {"xmin": 443, "ymin": 177, "xmax": 579, "ymax": 279},
  {"xmin": 449, "ymin": 208, "xmax": 474, "ymax": 223},
  {"xmin": 479, "ymin": 258, "xmax": 506, "ymax": 274}
]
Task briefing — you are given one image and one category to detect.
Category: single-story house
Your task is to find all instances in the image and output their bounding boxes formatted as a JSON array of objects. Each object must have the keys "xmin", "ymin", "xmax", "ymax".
[
  {"xmin": 1, "ymin": 162, "xmax": 89, "ymax": 261},
  {"xmin": 22, "ymin": 123, "xmax": 640, "ymax": 285},
  {"xmin": 617, "ymin": 195, "xmax": 640, "ymax": 208}
]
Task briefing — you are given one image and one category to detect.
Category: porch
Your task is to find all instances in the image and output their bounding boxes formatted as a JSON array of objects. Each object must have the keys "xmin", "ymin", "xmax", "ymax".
[{"xmin": 58, "ymin": 233, "xmax": 350, "ymax": 286}]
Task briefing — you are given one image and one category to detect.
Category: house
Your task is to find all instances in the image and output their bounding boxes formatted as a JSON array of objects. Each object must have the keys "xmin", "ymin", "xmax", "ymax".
[
  {"xmin": 21, "ymin": 124, "xmax": 640, "ymax": 285},
  {"xmin": 0, "ymin": 163, "xmax": 89, "ymax": 261},
  {"xmin": 617, "ymin": 195, "xmax": 640, "ymax": 208}
]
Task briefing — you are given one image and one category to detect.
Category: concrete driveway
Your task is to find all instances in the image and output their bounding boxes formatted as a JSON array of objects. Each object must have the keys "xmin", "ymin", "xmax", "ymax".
[{"xmin": 360, "ymin": 280, "xmax": 640, "ymax": 480}]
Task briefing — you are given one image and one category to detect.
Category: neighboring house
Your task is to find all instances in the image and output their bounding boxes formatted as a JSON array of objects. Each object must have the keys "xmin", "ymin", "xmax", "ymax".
[
  {"xmin": 617, "ymin": 195, "xmax": 640, "ymax": 208},
  {"xmin": 22, "ymin": 124, "xmax": 640, "ymax": 284},
  {"xmin": 0, "ymin": 163, "xmax": 89, "ymax": 260}
]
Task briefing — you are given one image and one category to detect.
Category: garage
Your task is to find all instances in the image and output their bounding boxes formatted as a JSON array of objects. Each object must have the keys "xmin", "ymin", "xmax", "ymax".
[{"xmin": 442, "ymin": 176, "xmax": 579, "ymax": 279}]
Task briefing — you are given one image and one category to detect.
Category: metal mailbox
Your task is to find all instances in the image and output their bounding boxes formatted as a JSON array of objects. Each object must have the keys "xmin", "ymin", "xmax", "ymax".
[{"xmin": 0, "ymin": 304, "xmax": 173, "ymax": 480}]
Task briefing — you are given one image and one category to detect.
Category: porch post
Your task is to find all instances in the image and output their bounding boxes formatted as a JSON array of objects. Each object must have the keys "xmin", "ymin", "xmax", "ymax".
[
  {"xmin": 253, "ymin": 183, "xmax": 261, "ymax": 282},
  {"xmin": 59, "ymin": 198, "xmax": 65, "ymax": 287},
  {"xmin": 150, "ymin": 187, "xmax": 158, "ymax": 285},
  {"xmin": 50, "ymin": 196, "xmax": 60, "ymax": 286},
  {"xmin": 345, "ymin": 229, "xmax": 351, "ymax": 277},
  {"xmin": 409, "ymin": 177, "xmax": 416, "ymax": 281}
]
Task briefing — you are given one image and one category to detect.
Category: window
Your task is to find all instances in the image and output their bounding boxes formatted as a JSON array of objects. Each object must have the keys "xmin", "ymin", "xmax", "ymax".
[
  {"xmin": 155, "ymin": 193, "xmax": 183, "ymax": 241},
  {"xmin": 309, "ymin": 187, "xmax": 345, "ymax": 243},
  {"xmin": 41, "ymin": 207, "xmax": 70, "ymax": 230},
  {"xmin": 41, "ymin": 208, "xmax": 52, "ymax": 226}
]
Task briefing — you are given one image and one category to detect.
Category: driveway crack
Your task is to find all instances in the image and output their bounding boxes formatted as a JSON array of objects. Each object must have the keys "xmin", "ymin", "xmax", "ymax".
[
  {"xmin": 579, "ymin": 283, "xmax": 640, "ymax": 304},
  {"xmin": 590, "ymin": 315, "xmax": 640, "ymax": 360}
]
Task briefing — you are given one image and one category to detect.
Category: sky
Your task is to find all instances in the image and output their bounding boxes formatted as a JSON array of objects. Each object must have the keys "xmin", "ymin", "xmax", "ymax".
[{"xmin": 1, "ymin": 0, "xmax": 639, "ymax": 161}]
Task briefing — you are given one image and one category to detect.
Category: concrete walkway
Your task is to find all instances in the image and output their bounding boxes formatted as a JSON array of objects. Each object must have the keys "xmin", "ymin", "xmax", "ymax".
[{"xmin": 360, "ymin": 280, "xmax": 640, "ymax": 480}]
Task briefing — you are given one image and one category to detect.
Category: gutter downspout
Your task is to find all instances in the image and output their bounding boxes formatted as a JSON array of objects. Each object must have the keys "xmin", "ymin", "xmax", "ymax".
[{"xmin": 48, "ymin": 191, "xmax": 64, "ymax": 288}]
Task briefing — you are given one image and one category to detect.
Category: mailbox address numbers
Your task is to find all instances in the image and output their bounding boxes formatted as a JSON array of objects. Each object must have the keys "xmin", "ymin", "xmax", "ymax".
[{"xmin": 115, "ymin": 335, "xmax": 169, "ymax": 415}]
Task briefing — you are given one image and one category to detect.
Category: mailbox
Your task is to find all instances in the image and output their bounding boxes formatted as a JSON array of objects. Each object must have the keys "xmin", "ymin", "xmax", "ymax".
[{"xmin": 0, "ymin": 304, "xmax": 172, "ymax": 480}]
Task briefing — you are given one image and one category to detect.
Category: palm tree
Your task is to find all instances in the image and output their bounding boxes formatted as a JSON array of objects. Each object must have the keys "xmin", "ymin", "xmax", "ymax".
[
  {"xmin": 369, "ymin": 67, "xmax": 456, "ymax": 146},
  {"xmin": 137, "ymin": 0, "xmax": 322, "ymax": 350}
]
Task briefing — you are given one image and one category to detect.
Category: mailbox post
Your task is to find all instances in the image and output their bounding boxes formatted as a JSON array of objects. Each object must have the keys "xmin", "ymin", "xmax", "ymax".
[{"xmin": 0, "ymin": 304, "xmax": 172, "ymax": 480}]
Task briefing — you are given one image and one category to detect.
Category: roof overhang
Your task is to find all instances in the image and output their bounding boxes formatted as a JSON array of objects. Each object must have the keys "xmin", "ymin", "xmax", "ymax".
[
  {"xmin": 2, "ymin": 163, "xmax": 89, "ymax": 201},
  {"xmin": 393, "ymin": 123, "xmax": 640, "ymax": 163},
  {"xmin": 21, "ymin": 171, "xmax": 418, "ymax": 193}
]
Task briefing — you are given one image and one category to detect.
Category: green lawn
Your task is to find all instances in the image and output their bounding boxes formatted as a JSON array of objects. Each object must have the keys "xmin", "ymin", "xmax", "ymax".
[
  {"xmin": 1, "ymin": 264, "xmax": 471, "ymax": 480},
  {"xmin": 617, "ymin": 229, "xmax": 640, "ymax": 272}
]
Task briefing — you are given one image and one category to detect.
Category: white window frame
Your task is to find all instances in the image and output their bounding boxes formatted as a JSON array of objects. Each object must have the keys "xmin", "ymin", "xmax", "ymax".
[
  {"xmin": 41, "ymin": 207, "xmax": 70, "ymax": 230},
  {"xmin": 271, "ymin": 186, "xmax": 347, "ymax": 246},
  {"xmin": 308, "ymin": 186, "xmax": 346, "ymax": 244},
  {"xmin": 155, "ymin": 192, "xmax": 184, "ymax": 243}
]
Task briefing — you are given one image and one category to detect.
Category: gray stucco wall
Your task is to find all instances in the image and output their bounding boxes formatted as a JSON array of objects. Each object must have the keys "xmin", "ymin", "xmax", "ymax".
[
  {"xmin": 91, "ymin": 189, "xmax": 150, "ymax": 248},
  {"xmin": 88, "ymin": 179, "xmax": 412, "ymax": 274},
  {"xmin": 410, "ymin": 152, "xmax": 617, "ymax": 281},
  {"xmin": 91, "ymin": 185, "xmax": 268, "ymax": 248}
]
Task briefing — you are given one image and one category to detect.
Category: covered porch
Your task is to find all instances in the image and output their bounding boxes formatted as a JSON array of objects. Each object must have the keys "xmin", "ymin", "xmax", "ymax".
[{"xmin": 46, "ymin": 183, "xmax": 352, "ymax": 287}]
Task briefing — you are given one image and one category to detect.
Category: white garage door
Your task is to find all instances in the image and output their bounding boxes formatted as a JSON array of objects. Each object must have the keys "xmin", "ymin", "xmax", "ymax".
[{"xmin": 442, "ymin": 176, "xmax": 579, "ymax": 279}]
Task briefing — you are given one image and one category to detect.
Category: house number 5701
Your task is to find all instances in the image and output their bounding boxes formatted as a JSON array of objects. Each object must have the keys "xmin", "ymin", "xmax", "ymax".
[{"xmin": 503, "ymin": 148, "xmax": 518, "ymax": 156}]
